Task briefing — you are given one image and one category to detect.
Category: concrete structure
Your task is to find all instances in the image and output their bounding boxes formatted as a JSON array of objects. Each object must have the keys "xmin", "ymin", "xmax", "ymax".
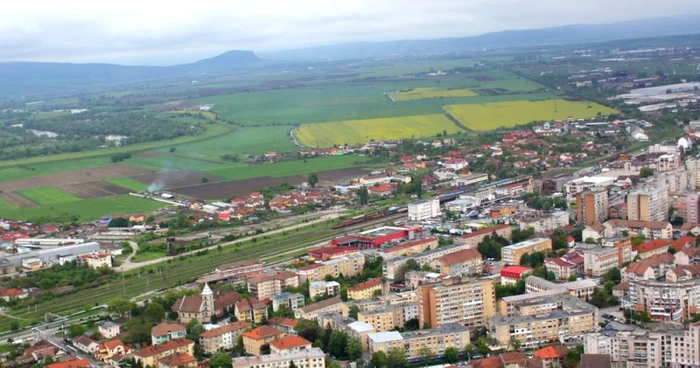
[
  {"xmin": 455, "ymin": 224, "xmax": 513, "ymax": 248},
  {"xmin": 687, "ymin": 193, "xmax": 700, "ymax": 225},
  {"xmin": 583, "ymin": 247, "xmax": 620, "ymax": 277},
  {"xmin": 272, "ymin": 292, "xmax": 305, "ymax": 312},
  {"xmin": 247, "ymin": 271, "xmax": 299, "ymax": 300},
  {"xmin": 268, "ymin": 335, "xmax": 312, "ymax": 354},
  {"xmin": 357, "ymin": 303, "xmax": 418, "ymax": 332},
  {"xmin": 294, "ymin": 296, "xmax": 343, "ymax": 320},
  {"xmin": 452, "ymin": 173, "xmax": 488, "ymax": 187},
  {"xmin": 77, "ymin": 251, "xmax": 112, "ymax": 269},
  {"xmin": 1, "ymin": 242, "xmax": 100, "ymax": 267},
  {"xmin": 212, "ymin": 259, "xmax": 264, "ymax": 282},
  {"xmin": 235, "ymin": 298, "xmax": 268, "ymax": 324},
  {"xmin": 199, "ymin": 321, "xmax": 251, "ymax": 354},
  {"xmin": 604, "ymin": 219, "xmax": 673, "ymax": 239},
  {"xmin": 417, "ymin": 277, "xmax": 496, "ymax": 328},
  {"xmin": 500, "ymin": 266, "xmax": 533, "ymax": 285},
  {"xmin": 545, "ymin": 257, "xmax": 579, "ymax": 280},
  {"xmin": 634, "ymin": 239, "xmax": 671, "ymax": 259},
  {"xmin": 430, "ymin": 248, "xmax": 483, "ymax": 276},
  {"xmin": 296, "ymin": 253, "xmax": 365, "ymax": 283},
  {"xmin": 308, "ymin": 281, "xmax": 340, "ymax": 299},
  {"xmin": 377, "ymin": 237, "xmax": 439, "ymax": 260},
  {"xmin": 577, "ymin": 190, "xmax": 609, "ymax": 226},
  {"xmin": 524, "ymin": 276, "xmax": 597, "ymax": 300},
  {"xmin": 367, "ymin": 323, "xmax": 470, "ymax": 360},
  {"xmin": 98, "ymin": 321, "xmax": 120, "ymax": 339},
  {"xmin": 408, "ymin": 197, "xmax": 441, "ymax": 221},
  {"xmin": 627, "ymin": 187, "xmax": 669, "ymax": 222},
  {"xmin": 501, "ymin": 238, "xmax": 553, "ymax": 265},
  {"xmin": 231, "ymin": 348, "xmax": 326, "ymax": 368},
  {"xmin": 242, "ymin": 326, "xmax": 286, "ymax": 356}
]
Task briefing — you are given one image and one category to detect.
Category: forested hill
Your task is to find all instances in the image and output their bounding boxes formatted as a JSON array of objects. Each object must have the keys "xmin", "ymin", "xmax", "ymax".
[{"xmin": 0, "ymin": 50, "xmax": 264, "ymax": 99}]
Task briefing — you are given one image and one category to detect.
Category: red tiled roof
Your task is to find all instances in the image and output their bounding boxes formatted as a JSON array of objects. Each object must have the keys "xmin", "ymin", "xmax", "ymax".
[
  {"xmin": 534, "ymin": 345, "xmax": 569, "ymax": 359},
  {"xmin": 268, "ymin": 335, "xmax": 311, "ymax": 350},
  {"xmin": 199, "ymin": 321, "xmax": 252, "ymax": 339},
  {"xmin": 435, "ymin": 248, "xmax": 482, "ymax": 266},
  {"xmin": 381, "ymin": 237, "xmax": 438, "ymax": 254},
  {"xmin": 634, "ymin": 239, "xmax": 671, "ymax": 254},
  {"xmin": 625, "ymin": 253, "xmax": 675, "ymax": 275},
  {"xmin": 348, "ymin": 278, "xmax": 382, "ymax": 292},
  {"xmin": 47, "ymin": 359, "xmax": 90, "ymax": 368},
  {"xmin": 268, "ymin": 317, "xmax": 298, "ymax": 328},
  {"xmin": 151, "ymin": 322, "xmax": 186, "ymax": 337},
  {"xmin": 159, "ymin": 352, "xmax": 196, "ymax": 367},
  {"xmin": 545, "ymin": 257, "xmax": 575, "ymax": 268},
  {"xmin": 134, "ymin": 339, "xmax": 194, "ymax": 358},
  {"xmin": 501, "ymin": 266, "xmax": 533, "ymax": 275},
  {"xmin": 671, "ymin": 236, "xmax": 696, "ymax": 251},
  {"xmin": 242, "ymin": 326, "xmax": 285, "ymax": 340},
  {"xmin": 606, "ymin": 219, "xmax": 670, "ymax": 230},
  {"xmin": 459, "ymin": 225, "xmax": 510, "ymax": 239}
]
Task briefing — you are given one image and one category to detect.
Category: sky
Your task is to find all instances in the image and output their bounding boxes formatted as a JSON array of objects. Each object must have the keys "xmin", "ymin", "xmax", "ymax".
[{"xmin": 2, "ymin": 0, "xmax": 700, "ymax": 65}]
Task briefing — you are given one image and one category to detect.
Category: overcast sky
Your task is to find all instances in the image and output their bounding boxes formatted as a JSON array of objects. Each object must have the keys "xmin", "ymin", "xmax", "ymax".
[{"xmin": 2, "ymin": 0, "xmax": 700, "ymax": 65}]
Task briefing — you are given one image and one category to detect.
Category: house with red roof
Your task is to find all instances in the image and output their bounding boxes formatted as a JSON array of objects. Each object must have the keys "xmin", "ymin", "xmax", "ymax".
[
  {"xmin": 0, "ymin": 288, "xmax": 28, "ymax": 301},
  {"xmin": 268, "ymin": 335, "xmax": 312, "ymax": 354},
  {"xmin": 671, "ymin": 236, "xmax": 696, "ymax": 252},
  {"xmin": 533, "ymin": 345, "xmax": 569, "ymax": 367},
  {"xmin": 500, "ymin": 266, "xmax": 533, "ymax": 285},
  {"xmin": 367, "ymin": 183, "xmax": 394, "ymax": 196},
  {"xmin": 634, "ymin": 239, "xmax": 671, "ymax": 259},
  {"xmin": 545, "ymin": 257, "xmax": 578, "ymax": 280}
]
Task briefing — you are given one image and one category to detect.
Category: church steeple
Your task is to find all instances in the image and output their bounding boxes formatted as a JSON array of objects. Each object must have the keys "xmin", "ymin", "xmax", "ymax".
[{"xmin": 200, "ymin": 282, "xmax": 214, "ymax": 322}]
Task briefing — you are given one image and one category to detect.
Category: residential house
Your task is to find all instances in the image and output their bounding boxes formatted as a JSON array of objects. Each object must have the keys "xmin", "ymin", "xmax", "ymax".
[
  {"xmin": 151, "ymin": 322, "xmax": 187, "ymax": 345},
  {"xmin": 268, "ymin": 317, "xmax": 299, "ymax": 335},
  {"xmin": 134, "ymin": 339, "xmax": 194, "ymax": 368},
  {"xmin": 95, "ymin": 340, "xmax": 131, "ymax": 364},
  {"xmin": 268, "ymin": 335, "xmax": 312, "ymax": 354},
  {"xmin": 158, "ymin": 352, "xmax": 197, "ymax": 368},
  {"xmin": 199, "ymin": 321, "xmax": 251, "ymax": 354},
  {"xmin": 72, "ymin": 336, "xmax": 98, "ymax": 354},
  {"xmin": 98, "ymin": 321, "xmax": 121, "ymax": 339},
  {"xmin": 533, "ymin": 345, "xmax": 569, "ymax": 368},
  {"xmin": 242, "ymin": 326, "xmax": 286, "ymax": 356}
]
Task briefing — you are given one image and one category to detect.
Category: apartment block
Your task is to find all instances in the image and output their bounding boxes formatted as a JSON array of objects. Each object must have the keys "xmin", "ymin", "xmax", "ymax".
[
  {"xmin": 408, "ymin": 198, "xmax": 441, "ymax": 221},
  {"xmin": 523, "ymin": 276, "xmax": 596, "ymax": 300},
  {"xmin": 577, "ymin": 190, "xmax": 609, "ymax": 226},
  {"xmin": 583, "ymin": 247, "xmax": 619, "ymax": 277},
  {"xmin": 603, "ymin": 219, "xmax": 673, "ymax": 239},
  {"xmin": 367, "ymin": 323, "xmax": 470, "ymax": 359},
  {"xmin": 296, "ymin": 253, "xmax": 365, "ymax": 283},
  {"xmin": 230, "ymin": 347, "xmax": 326, "ymax": 368},
  {"xmin": 309, "ymin": 281, "xmax": 340, "ymax": 299},
  {"xmin": 520, "ymin": 211, "xmax": 571, "ymax": 232},
  {"xmin": 430, "ymin": 248, "xmax": 483, "ymax": 276},
  {"xmin": 454, "ymin": 224, "xmax": 513, "ymax": 248},
  {"xmin": 623, "ymin": 271, "xmax": 700, "ymax": 322},
  {"xmin": 294, "ymin": 296, "xmax": 343, "ymax": 320},
  {"xmin": 199, "ymin": 321, "xmax": 251, "ymax": 354},
  {"xmin": 213, "ymin": 259, "xmax": 264, "ymax": 282},
  {"xmin": 235, "ymin": 298, "xmax": 268, "ymax": 324},
  {"xmin": 317, "ymin": 313, "xmax": 376, "ymax": 351},
  {"xmin": 358, "ymin": 303, "xmax": 418, "ymax": 332},
  {"xmin": 272, "ymin": 292, "xmax": 305, "ymax": 312},
  {"xmin": 687, "ymin": 193, "xmax": 700, "ymax": 225},
  {"xmin": 241, "ymin": 326, "xmax": 286, "ymax": 356},
  {"xmin": 501, "ymin": 238, "xmax": 553, "ymax": 266},
  {"xmin": 377, "ymin": 237, "xmax": 439, "ymax": 260},
  {"xmin": 603, "ymin": 237, "xmax": 633, "ymax": 266},
  {"xmin": 347, "ymin": 278, "xmax": 383, "ymax": 300},
  {"xmin": 627, "ymin": 187, "xmax": 669, "ymax": 222},
  {"xmin": 417, "ymin": 277, "xmax": 496, "ymax": 328},
  {"xmin": 489, "ymin": 294, "xmax": 598, "ymax": 348},
  {"xmin": 247, "ymin": 271, "xmax": 299, "ymax": 300}
]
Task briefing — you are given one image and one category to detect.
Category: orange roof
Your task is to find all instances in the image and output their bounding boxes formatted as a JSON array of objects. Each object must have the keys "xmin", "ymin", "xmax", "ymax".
[
  {"xmin": 134, "ymin": 338, "xmax": 193, "ymax": 358},
  {"xmin": 47, "ymin": 359, "xmax": 90, "ymax": 368},
  {"xmin": 380, "ymin": 237, "xmax": 438, "ymax": 254},
  {"xmin": 348, "ymin": 278, "xmax": 382, "ymax": 292},
  {"xmin": 435, "ymin": 248, "xmax": 482, "ymax": 266},
  {"xmin": 268, "ymin": 317, "xmax": 298, "ymax": 328},
  {"xmin": 242, "ymin": 326, "xmax": 284, "ymax": 340},
  {"xmin": 100, "ymin": 339, "xmax": 126, "ymax": 350},
  {"xmin": 672, "ymin": 236, "xmax": 696, "ymax": 251},
  {"xmin": 268, "ymin": 335, "xmax": 311, "ymax": 350},
  {"xmin": 471, "ymin": 356, "xmax": 503, "ymax": 368},
  {"xmin": 159, "ymin": 352, "xmax": 196, "ymax": 367},
  {"xmin": 634, "ymin": 239, "xmax": 671, "ymax": 254},
  {"xmin": 534, "ymin": 345, "xmax": 569, "ymax": 359}
]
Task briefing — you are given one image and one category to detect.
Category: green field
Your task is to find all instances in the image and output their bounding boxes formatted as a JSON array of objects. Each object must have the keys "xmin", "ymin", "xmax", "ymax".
[
  {"xmin": 159, "ymin": 126, "xmax": 298, "ymax": 158},
  {"xmin": 206, "ymin": 155, "xmax": 366, "ymax": 180},
  {"xmin": 16, "ymin": 187, "xmax": 82, "ymax": 205},
  {"xmin": 127, "ymin": 154, "xmax": 224, "ymax": 173},
  {"xmin": 0, "ymin": 195, "xmax": 166, "ymax": 221},
  {"xmin": 105, "ymin": 177, "xmax": 149, "ymax": 192},
  {"xmin": 295, "ymin": 114, "xmax": 461, "ymax": 148},
  {"xmin": 444, "ymin": 99, "xmax": 619, "ymax": 131},
  {"xmin": 392, "ymin": 88, "xmax": 478, "ymax": 101}
]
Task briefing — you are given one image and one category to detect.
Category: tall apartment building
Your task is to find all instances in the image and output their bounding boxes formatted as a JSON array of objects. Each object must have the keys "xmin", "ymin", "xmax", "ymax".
[
  {"xmin": 417, "ymin": 277, "xmax": 496, "ymax": 329},
  {"xmin": 246, "ymin": 271, "xmax": 299, "ymax": 300},
  {"xmin": 489, "ymin": 294, "xmax": 598, "ymax": 348},
  {"xmin": 367, "ymin": 323, "xmax": 470, "ymax": 359},
  {"xmin": 577, "ymin": 190, "xmax": 609, "ymax": 225},
  {"xmin": 408, "ymin": 198, "xmax": 441, "ymax": 221},
  {"xmin": 627, "ymin": 187, "xmax": 668, "ymax": 222},
  {"xmin": 501, "ymin": 238, "xmax": 553, "ymax": 266},
  {"xmin": 357, "ymin": 303, "xmax": 418, "ymax": 332},
  {"xmin": 687, "ymin": 193, "xmax": 700, "ymax": 225},
  {"xmin": 584, "ymin": 324, "xmax": 700, "ymax": 368}
]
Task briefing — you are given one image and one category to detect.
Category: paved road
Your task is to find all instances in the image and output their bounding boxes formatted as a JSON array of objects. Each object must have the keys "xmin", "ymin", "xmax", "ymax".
[{"xmin": 116, "ymin": 210, "xmax": 344, "ymax": 272}]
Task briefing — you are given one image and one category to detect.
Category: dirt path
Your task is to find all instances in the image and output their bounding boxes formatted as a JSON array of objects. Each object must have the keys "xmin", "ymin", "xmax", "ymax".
[
  {"xmin": 114, "ymin": 241, "xmax": 139, "ymax": 272},
  {"xmin": 443, "ymin": 111, "xmax": 473, "ymax": 132}
]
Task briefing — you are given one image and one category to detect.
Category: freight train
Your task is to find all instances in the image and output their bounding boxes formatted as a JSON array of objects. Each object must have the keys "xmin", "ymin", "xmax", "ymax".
[{"xmin": 332, "ymin": 206, "xmax": 407, "ymax": 229}]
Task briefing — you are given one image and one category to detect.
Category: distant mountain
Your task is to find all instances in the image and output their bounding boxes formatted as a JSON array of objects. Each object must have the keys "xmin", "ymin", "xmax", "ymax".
[
  {"xmin": 259, "ymin": 15, "xmax": 700, "ymax": 61},
  {"xmin": 0, "ymin": 50, "xmax": 264, "ymax": 98}
]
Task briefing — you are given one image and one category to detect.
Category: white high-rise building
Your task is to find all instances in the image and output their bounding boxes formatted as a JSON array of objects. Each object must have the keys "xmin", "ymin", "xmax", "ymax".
[{"xmin": 408, "ymin": 197, "xmax": 441, "ymax": 221}]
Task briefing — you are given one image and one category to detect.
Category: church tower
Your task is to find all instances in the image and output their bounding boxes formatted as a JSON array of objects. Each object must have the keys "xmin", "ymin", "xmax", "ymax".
[{"xmin": 200, "ymin": 283, "xmax": 214, "ymax": 322}]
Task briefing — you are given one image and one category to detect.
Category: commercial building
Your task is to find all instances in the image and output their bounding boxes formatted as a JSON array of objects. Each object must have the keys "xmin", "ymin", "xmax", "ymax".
[
  {"xmin": 489, "ymin": 294, "xmax": 598, "ymax": 348},
  {"xmin": 296, "ymin": 253, "xmax": 365, "ymax": 283},
  {"xmin": 430, "ymin": 248, "xmax": 483, "ymax": 276},
  {"xmin": 134, "ymin": 338, "xmax": 195, "ymax": 368},
  {"xmin": 231, "ymin": 348, "xmax": 326, "ymax": 368},
  {"xmin": 452, "ymin": 173, "xmax": 489, "ymax": 187},
  {"xmin": 417, "ymin": 277, "xmax": 496, "ymax": 328},
  {"xmin": 408, "ymin": 198, "xmax": 441, "ymax": 221},
  {"xmin": 308, "ymin": 281, "xmax": 340, "ymax": 299},
  {"xmin": 271, "ymin": 292, "xmax": 305, "ymax": 312},
  {"xmin": 583, "ymin": 247, "xmax": 620, "ymax": 277},
  {"xmin": 367, "ymin": 323, "xmax": 470, "ymax": 359},
  {"xmin": 330, "ymin": 226, "xmax": 424, "ymax": 248},
  {"xmin": 523, "ymin": 276, "xmax": 597, "ymax": 300},
  {"xmin": 519, "ymin": 211, "xmax": 571, "ymax": 232},
  {"xmin": 501, "ymin": 238, "xmax": 552, "ymax": 265},
  {"xmin": 199, "ymin": 321, "xmax": 251, "ymax": 354},
  {"xmin": 577, "ymin": 190, "xmax": 609, "ymax": 226},
  {"xmin": 247, "ymin": 271, "xmax": 299, "ymax": 300},
  {"xmin": 1, "ymin": 242, "xmax": 100, "ymax": 267},
  {"xmin": 348, "ymin": 278, "xmax": 383, "ymax": 300},
  {"xmin": 241, "ymin": 326, "xmax": 286, "ymax": 356},
  {"xmin": 212, "ymin": 259, "xmax": 264, "ymax": 282},
  {"xmin": 627, "ymin": 187, "xmax": 669, "ymax": 222}
]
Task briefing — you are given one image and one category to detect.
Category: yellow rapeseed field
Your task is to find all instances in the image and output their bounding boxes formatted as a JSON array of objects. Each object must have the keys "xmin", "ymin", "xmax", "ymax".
[
  {"xmin": 444, "ymin": 99, "xmax": 618, "ymax": 131},
  {"xmin": 295, "ymin": 114, "xmax": 460, "ymax": 148},
  {"xmin": 392, "ymin": 87, "xmax": 478, "ymax": 101}
]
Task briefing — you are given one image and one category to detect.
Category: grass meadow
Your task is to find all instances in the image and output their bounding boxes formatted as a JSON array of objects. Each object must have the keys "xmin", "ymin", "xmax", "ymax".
[
  {"xmin": 16, "ymin": 187, "xmax": 82, "ymax": 205},
  {"xmin": 295, "ymin": 114, "xmax": 461, "ymax": 148},
  {"xmin": 444, "ymin": 99, "xmax": 619, "ymax": 131},
  {"xmin": 105, "ymin": 177, "xmax": 149, "ymax": 192},
  {"xmin": 206, "ymin": 155, "xmax": 365, "ymax": 180},
  {"xmin": 0, "ymin": 194, "xmax": 165, "ymax": 221},
  {"xmin": 392, "ymin": 88, "xmax": 478, "ymax": 101}
]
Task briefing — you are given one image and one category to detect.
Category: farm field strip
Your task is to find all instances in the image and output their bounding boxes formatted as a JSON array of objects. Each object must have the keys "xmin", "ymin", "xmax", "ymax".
[
  {"xmin": 205, "ymin": 155, "xmax": 365, "ymax": 181},
  {"xmin": 105, "ymin": 177, "xmax": 149, "ymax": 192},
  {"xmin": 295, "ymin": 114, "xmax": 462, "ymax": 148},
  {"xmin": 0, "ymin": 164, "xmax": 153, "ymax": 193},
  {"xmin": 16, "ymin": 187, "xmax": 82, "ymax": 205},
  {"xmin": 0, "ymin": 195, "xmax": 166, "ymax": 221},
  {"xmin": 391, "ymin": 87, "xmax": 479, "ymax": 101},
  {"xmin": 444, "ymin": 99, "xmax": 619, "ymax": 131}
]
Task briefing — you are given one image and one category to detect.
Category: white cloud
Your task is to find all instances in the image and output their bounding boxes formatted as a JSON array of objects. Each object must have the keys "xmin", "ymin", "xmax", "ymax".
[{"xmin": 1, "ymin": 0, "xmax": 699, "ymax": 64}]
